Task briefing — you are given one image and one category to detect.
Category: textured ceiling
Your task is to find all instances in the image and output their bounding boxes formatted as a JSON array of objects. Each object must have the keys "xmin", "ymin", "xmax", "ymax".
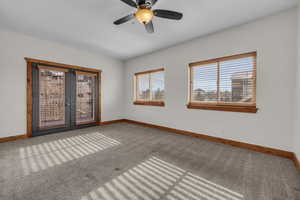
[{"xmin": 0, "ymin": 0, "xmax": 298, "ymax": 60}]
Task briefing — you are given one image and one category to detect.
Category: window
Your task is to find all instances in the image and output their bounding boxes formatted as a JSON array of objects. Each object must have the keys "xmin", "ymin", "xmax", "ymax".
[
  {"xmin": 134, "ymin": 68, "xmax": 165, "ymax": 106},
  {"xmin": 188, "ymin": 52, "xmax": 257, "ymax": 113}
]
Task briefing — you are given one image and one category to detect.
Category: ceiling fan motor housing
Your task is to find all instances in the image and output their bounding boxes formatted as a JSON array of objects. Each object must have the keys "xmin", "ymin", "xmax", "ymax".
[{"xmin": 137, "ymin": 0, "xmax": 152, "ymax": 7}]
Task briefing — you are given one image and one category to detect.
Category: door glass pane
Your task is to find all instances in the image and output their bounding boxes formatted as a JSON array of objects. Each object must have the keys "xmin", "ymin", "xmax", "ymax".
[
  {"xmin": 39, "ymin": 68, "xmax": 66, "ymax": 129},
  {"xmin": 76, "ymin": 73, "xmax": 96, "ymax": 124}
]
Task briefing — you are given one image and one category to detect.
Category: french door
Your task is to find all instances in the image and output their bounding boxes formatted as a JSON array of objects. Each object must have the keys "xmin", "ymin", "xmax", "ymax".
[{"xmin": 31, "ymin": 63, "xmax": 100, "ymax": 136}]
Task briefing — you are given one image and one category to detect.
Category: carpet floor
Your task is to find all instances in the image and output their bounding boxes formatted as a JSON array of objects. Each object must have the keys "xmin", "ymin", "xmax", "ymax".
[{"xmin": 0, "ymin": 122, "xmax": 299, "ymax": 200}]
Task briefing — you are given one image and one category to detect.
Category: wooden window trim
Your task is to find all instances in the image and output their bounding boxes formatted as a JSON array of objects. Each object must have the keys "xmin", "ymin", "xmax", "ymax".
[
  {"xmin": 187, "ymin": 103, "xmax": 257, "ymax": 113},
  {"xmin": 135, "ymin": 68, "xmax": 164, "ymax": 76},
  {"xmin": 134, "ymin": 68, "xmax": 165, "ymax": 107},
  {"xmin": 188, "ymin": 52, "xmax": 258, "ymax": 113},
  {"xmin": 25, "ymin": 57, "xmax": 102, "ymax": 73},
  {"xmin": 189, "ymin": 52, "xmax": 256, "ymax": 67},
  {"xmin": 134, "ymin": 101, "xmax": 165, "ymax": 107},
  {"xmin": 75, "ymin": 71, "xmax": 98, "ymax": 76}
]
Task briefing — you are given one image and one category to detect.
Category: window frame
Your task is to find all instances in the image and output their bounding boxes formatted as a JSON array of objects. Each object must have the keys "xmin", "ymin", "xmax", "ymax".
[
  {"xmin": 187, "ymin": 52, "xmax": 258, "ymax": 113},
  {"xmin": 134, "ymin": 68, "xmax": 165, "ymax": 107}
]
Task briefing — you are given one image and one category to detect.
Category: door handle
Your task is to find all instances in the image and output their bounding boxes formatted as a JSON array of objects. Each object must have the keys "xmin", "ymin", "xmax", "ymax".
[{"xmin": 65, "ymin": 103, "xmax": 71, "ymax": 106}]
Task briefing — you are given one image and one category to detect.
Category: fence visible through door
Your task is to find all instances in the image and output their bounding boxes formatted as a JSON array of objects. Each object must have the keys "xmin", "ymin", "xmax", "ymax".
[{"xmin": 29, "ymin": 61, "xmax": 100, "ymax": 136}]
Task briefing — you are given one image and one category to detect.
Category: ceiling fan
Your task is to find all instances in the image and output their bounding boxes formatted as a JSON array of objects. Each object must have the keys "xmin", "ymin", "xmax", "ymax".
[{"xmin": 113, "ymin": 0, "xmax": 183, "ymax": 33}]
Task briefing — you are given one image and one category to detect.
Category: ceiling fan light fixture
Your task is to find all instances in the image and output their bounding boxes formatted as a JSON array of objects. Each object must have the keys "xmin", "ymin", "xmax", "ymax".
[
  {"xmin": 135, "ymin": 9, "xmax": 153, "ymax": 24},
  {"xmin": 114, "ymin": 0, "xmax": 183, "ymax": 33}
]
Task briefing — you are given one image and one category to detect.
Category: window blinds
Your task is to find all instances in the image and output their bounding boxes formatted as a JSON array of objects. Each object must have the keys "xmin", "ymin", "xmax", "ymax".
[
  {"xmin": 136, "ymin": 73, "xmax": 150, "ymax": 101},
  {"xmin": 191, "ymin": 53, "xmax": 256, "ymax": 106},
  {"xmin": 151, "ymin": 71, "xmax": 165, "ymax": 101},
  {"xmin": 135, "ymin": 69, "xmax": 165, "ymax": 102}
]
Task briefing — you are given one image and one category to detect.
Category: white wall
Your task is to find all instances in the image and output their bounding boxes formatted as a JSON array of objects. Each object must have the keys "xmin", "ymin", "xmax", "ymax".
[
  {"xmin": 0, "ymin": 8, "xmax": 298, "ymax": 154},
  {"xmin": 124, "ymin": 9, "xmax": 297, "ymax": 151},
  {"xmin": 0, "ymin": 29, "xmax": 124, "ymax": 138},
  {"xmin": 293, "ymin": 7, "xmax": 300, "ymax": 160}
]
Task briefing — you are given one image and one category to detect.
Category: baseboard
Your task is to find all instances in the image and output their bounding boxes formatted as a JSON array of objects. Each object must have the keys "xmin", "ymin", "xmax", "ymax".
[
  {"xmin": 99, "ymin": 119, "xmax": 126, "ymax": 125},
  {"xmin": 0, "ymin": 134, "xmax": 27, "ymax": 143},
  {"xmin": 292, "ymin": 153, "xmax": 300, "ymax": 173},
  {"xmin": 123, "ymin": 119, "xmax": 294, "ymax": 160}
]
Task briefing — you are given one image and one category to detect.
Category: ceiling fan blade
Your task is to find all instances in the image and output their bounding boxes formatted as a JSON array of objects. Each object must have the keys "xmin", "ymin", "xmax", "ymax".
[
  {"xmin": 120, "ymin": 0, "xmax": 137, "ymax": 8},
  {"xmin": 152, "ymin": 0, "xmax": 158, "ymax": 6},
  {"xmin": 114, "ymin": 14, "xmax": 135, "ymax": 25},
  {"xmin": 153, "ymin": 9, "xmax": 183, "ymax": 20},
  {"xmin": 145, "ymin": 21, "xmax": 154, "ymax": 33}
]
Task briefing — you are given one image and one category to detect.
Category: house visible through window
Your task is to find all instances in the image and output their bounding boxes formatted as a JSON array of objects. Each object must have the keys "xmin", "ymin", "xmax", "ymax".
[
  {"xmin": 188, "ymin": 52, "xmax": 257, "ymax": 113},
  {"xmin": 134, "ymin": 68, "xmax": 165, "ymax": 106}
]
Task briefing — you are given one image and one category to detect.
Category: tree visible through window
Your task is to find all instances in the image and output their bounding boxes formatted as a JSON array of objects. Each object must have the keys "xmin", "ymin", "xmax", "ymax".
[
  {"xmin": 134, "ymin": 68, "xmax": 165, "ymax": 106},
  {"xmin": 188, "ymin": 52, "xmax": 257, "ymax": 113}
]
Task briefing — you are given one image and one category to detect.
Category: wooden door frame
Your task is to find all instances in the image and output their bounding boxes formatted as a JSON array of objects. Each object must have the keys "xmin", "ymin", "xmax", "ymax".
[{"xmin": 25, "ymin": 58, "xmax": 102, "ymax": 137}]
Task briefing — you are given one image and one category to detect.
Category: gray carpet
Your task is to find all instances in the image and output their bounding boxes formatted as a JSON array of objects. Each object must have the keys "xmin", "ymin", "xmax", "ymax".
[{"xmin": 0, "ymin": 123, "xmax": 299, "ymax": 200}]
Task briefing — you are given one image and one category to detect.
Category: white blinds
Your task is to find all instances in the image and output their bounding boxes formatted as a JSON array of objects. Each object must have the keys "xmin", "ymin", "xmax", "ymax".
[
  {"xmin": 136, "ymin": 73, "xmax": 150, "ymax": 100},
  {"xmin": 192, "ymin": 63, "xmax": 218, "ymax": 102},
  {"xmin": 219, "ymin": 57, "xmax": 255, "ymax": 104},
  {"xmin": 136, "ymin": 70, "xmax": 165, "ymax": 101},
  {"xmin": 191, "ymin": 53, "xmax": 256, "ymax": 105},
  {"xmin": 151, "ymin": 71, "xmax": 165, "ymax": 101}
]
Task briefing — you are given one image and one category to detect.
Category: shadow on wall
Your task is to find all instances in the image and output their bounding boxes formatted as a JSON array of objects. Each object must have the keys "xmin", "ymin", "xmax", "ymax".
[
  {"xmin": 81, "ymin": 156, "xmax": 244, "ymax": 200},
  {"xmin": 19, "ymin": 132, "xmax": 121, "ymax": 176}
]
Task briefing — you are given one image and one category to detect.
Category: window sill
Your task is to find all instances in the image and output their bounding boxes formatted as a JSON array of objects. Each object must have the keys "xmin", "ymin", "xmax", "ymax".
[
  {"xmin": 187, "ymin": 103, "xmax": 258, "ymax": 113},
  {"xmin": 134, "ymin": 101, "xmax": 165, "ymax": 107}
]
